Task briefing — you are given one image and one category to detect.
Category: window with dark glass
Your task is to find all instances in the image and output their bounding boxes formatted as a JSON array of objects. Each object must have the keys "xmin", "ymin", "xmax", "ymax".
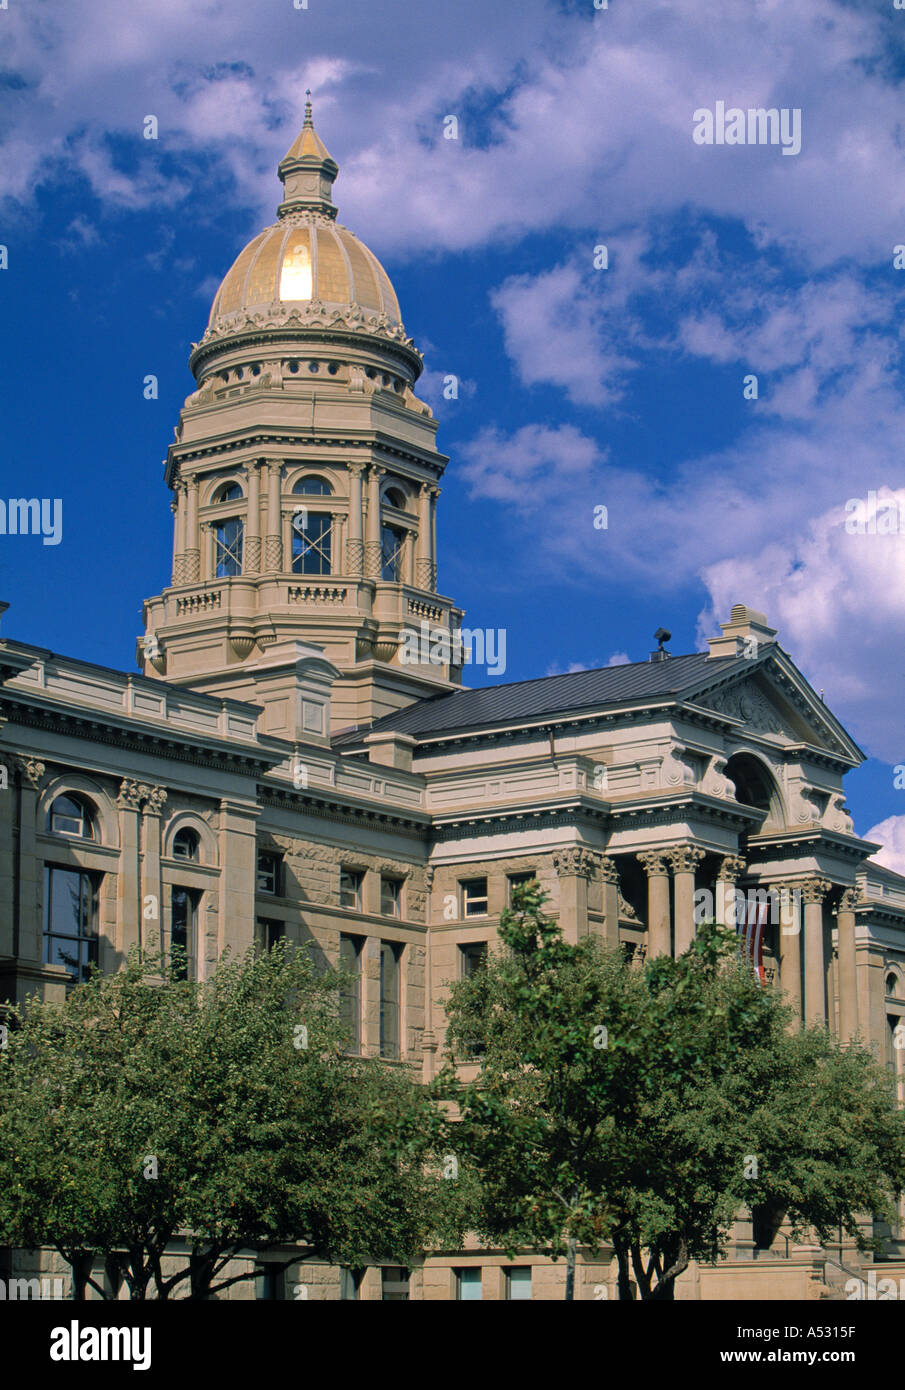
[
  {"xmin": 339, "ymin": 934, "xmax": 363, "ymax": 1052},
  {"xmin": 43, "ymin": 866, "xmax": 98, "ymax": 985},
  {"xmin": 380, "ymin": 876, "xmax": 401, "ymax": 918},
  {"xmin": 507, "ymin": 872, "xmax": 534, "ymax": 904},
  {"xmin": 47, "ymin": 794, "xmax": 95, "ymax": 840},
  {"xmin": 170, "ymin": 887, "xmax": 197, "ymax": 980},
  {"xmin": 339, "ymin": 868, "xmax": 363, "ymax": 911},
  {"xmin": 379, "ymin": 941, "xmax": 402, "ymax": 1060},
  {"xmin": 459, "ymin": 941, "xmax": 488, "ymax": 978},
  {"xmin": 173, "ymin": 828, "xmax": 199, "ymax": 861},
  {"xmin": 340, "ymin": 1267, "xmax": 365, "ymax": 1301},
  {"xmin": 380, "ymin": 524, "xmax": 404, "ymax": 581},
  {"xmin": 461, "ymin": 878, "xmax": 488, "ymax": 918},
  {"xmin": 257, "ymin": 851, "xmax": 281, "ymax": 896},
  {"xmin": 293, "ymin": 476, "xmax": 333, "ymax": 497},
  {"xmin": 291, "ymin": 512, "xmax": 332, "ymax": 575},
  {"xmin": 381, "ymin": 1266, "xmax": 409, "ymax": 1301},
  {"xmin": 217, "ymin": 482, "xmax": 243, "ymax": 504},
  {"xmin": 257, "ymin": 918, "xmax": 284, "ymax": 952},
  {"xmin": 214, "ymin": 517, "xmax": 243, "ymax": 576}
]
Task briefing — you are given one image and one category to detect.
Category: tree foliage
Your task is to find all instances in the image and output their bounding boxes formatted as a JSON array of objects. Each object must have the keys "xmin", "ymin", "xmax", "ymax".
[
  {"xmin": 439, "ymin": 884, "xmax": 905, "ymax": 1299},
  {"xmin": 0, "ymin": 942, "xmax": 465, "ymax": 1298}
]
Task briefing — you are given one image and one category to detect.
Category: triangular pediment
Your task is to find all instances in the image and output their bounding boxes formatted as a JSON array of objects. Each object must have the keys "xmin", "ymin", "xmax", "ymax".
[{"xmin": 681, "ymin": 649, "xmax": 863, "ymax": 764}]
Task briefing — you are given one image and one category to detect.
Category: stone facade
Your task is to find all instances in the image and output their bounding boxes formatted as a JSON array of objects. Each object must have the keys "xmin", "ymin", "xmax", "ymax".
[{"xmin": 1, "ymin": 112, "xmax": 904, "ymax": 1300}]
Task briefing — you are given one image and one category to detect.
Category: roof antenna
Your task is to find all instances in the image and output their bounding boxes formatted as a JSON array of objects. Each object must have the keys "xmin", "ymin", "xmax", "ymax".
[{"xmin": 650, "ymin": 627, "xmax": 671, "ymax": 663}]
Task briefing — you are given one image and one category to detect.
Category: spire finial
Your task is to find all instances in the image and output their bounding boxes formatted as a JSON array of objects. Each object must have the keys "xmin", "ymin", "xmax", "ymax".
[{"xmin": 277, "ymin": 101, "xmax": 339, "ymax": 220}]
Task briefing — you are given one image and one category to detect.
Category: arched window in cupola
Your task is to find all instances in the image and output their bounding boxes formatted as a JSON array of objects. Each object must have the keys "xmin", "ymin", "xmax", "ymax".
[{"xmin": 293, "ymin": 476, "xmax": 333, "ymax": 497}]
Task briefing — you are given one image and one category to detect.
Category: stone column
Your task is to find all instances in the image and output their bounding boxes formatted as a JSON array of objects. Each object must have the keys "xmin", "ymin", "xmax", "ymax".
[
  {"xmin": 600, "ymin": 855, "xmax": 621, "ymax": 951},
  {"xmin": 415, "ymin": 483, "xmax": 433, "ymax": 589},
  {"xmin": 245, "ymin": 461, "xmax": 261, "ymax": 575},
  {"xmin": 264, "ymin": 462, "xmax": 283, "ymax": 573},
  {"xmin": 553, "ymin": 847, "xmax": 598, "ymax": 944},
  {"xmin": 116, "ymin": 780, "xmax": 144, "ymax": 959},
  {"xmin": 836, "ymin": 887, "xmax": 860, "ymax": 1042},
  {"xmin": 217, "ymin": 799, "xmax": 259, "ymax": 959},
  {"xmin": 140, "ymin": 787, "xmax": 166, "ymax": 961},
  {"xmin": 668, "ymin": 846, "xmax": 706, "ymax": 955},
  {"xmin": 716, "ymin": 854, "xmax": 746, "ymax": 929},
  {"xmin": 184, "ymin": 478, "xmax": 200, "ymax": 583},
  {"xmin": 364, "ymin": 465, "xmax": 385, "ymax": 579},
  {"xmin": 771, "ymin": 881, "xmax": 802, "ymax": 1024},
  {"xmin": 429, "ymin": 487, "xmax": 439, "ymax": 591},
  {"xmin": 13, "ymin": 757, "xmax": 45, "ymax": 964},
  {"xmin": 346, "ymin": 463, "xmax": 365, "ymax": 576},
  {"xmin": 802, "ymin": 877, "xmax": 832, "ymax": 1026},
  {"xmin": 172, "ymin": 482, "xmax": 187, "ymax": 585},
  {"xmin": 637, "ymin": 852, "xmax": 671, "ymax": 958}
]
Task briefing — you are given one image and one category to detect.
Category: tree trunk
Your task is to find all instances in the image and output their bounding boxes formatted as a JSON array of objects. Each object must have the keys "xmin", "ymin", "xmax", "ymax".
[
  {"xmin": 69, "ymin": 1252, "xmax": 94, "ymax": 1301},
  {"xmin": 615, "ymin": 1244, "xmax": 635, "ymax": 1300},
  {"xmin": 565, "ymin": 1237, "xmax": 577, "ymax": 1301}
]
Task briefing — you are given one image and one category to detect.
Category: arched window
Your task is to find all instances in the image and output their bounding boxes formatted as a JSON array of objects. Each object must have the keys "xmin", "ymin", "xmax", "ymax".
[
  {"xmin": 215, "ymin": 482, "xmax": 243, "ymax": 504},
  {"xmin": 173, "ymin": 828, "xmax": 200, "ymax": 862},
  {"xmin": 47, "ymin": 793, "xmax": 96, "ymax": 840},
  {"xmin": 292, "ymin": 512, "xmax": 332, "ymax": 575},
  {"xmin": 293, "ymin": 476, "xmax": 333, "ymax": 497},
  {"xmin": 384, "ymin": 486, "xmax": 407, "ymax": 510},
  {"xmin": 887, "ymin": 973, "xmax": 900, "ymax": 998},
  {"xmin": 381, "ymin": 524, "xmax": 405, "ymax": 582},
  {"xmin": 215, "ymin": 517, "xmax": 244, "ymax": 577}
]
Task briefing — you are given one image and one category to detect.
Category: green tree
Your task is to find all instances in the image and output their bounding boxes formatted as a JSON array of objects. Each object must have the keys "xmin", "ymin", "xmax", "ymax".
[
  {"xmin": 0, "ymin": 942, "xmax": 465, "ymax": 1298},
  {"xmin": 439, "ymin": 884, "xmax": 905, "ymax": 1300}
]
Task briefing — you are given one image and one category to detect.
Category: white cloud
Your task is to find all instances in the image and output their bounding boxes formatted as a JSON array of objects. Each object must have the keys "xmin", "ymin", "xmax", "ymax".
[{"xmin": 864, "ymin": 816, "xmax": 905, "ymax": 876}]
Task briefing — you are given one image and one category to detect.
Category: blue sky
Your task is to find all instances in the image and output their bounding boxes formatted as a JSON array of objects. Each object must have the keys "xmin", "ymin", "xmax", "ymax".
[{"xmin": 2, "ymin": 0, "xmax": 905, "ymax": 856}]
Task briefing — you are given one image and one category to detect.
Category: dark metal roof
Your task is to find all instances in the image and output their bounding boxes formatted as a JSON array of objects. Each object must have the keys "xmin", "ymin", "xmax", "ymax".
[{"xmin": 335, "ymin": 651, "xmax": 742, "ymax": 745}]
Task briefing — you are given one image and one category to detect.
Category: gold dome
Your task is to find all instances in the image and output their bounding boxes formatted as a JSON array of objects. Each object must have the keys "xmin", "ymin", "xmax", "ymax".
[
  {"xmin": 207, "ymin": 96, "xmax": 401, "ymax": 332},
  {"xmin": 208, "ymin": 217, "xmax": 401, "ymax": 329}
]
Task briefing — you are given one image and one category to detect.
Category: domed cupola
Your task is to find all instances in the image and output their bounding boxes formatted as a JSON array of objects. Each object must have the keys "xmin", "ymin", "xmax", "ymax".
[
  {"xmin": 191, "ymin": 95, "xmax": 415, "ymax": 381},
  {"xmin": 141, "ymin": 98, "xmax": 463, "ymax": 737}
]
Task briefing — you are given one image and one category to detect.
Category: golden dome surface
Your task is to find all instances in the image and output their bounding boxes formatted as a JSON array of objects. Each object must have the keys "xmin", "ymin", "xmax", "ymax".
[
  {"xmin": 206, "ymin": 96, "xmax": 402, "ymax": 334},
  {"xmin": 207, "ymin": 217, "xmax": 401, "ymax": 330}
]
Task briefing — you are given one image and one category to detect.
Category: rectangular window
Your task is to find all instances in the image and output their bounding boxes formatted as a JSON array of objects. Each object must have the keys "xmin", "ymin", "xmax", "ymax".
[
  {"xmin": 507, "ymin": 872, "xmax": 535, "ymax": 904},
  {"xmin": 257, "ymin": 918, "xmax": 284, "ymax": 952},
  {"xmin": 380, "ymin": 526, "xmax": 404, "ymax": 582},
  {"xmin": 255, "ymin": 1265, "xmax": 286, "ymax": 1301},
  {"xmin": 291, "ymin": 512, "xmax": 332, "ymax": 576},
  {"xmin": 170, "ymin": 887, "xmax": 197, "ymax": 980},
  {"xmin": 505, "ymin": 1267, "xmax": 532, "ymax": 1301},
  {"xmin": 340, "ymin": 1267, "xmax": 365, "ymax": 1301},
  {"xmin": 379, "ymin": 941, "xmax": 402, "ymax": 1059},
  {"xmin": 461, "ymin": 877, "xmax": 488, "ymax": 918},
  {"xmin": 381, "ymin": 1266, "xmax": 409, "ymax": 1301},
  {"xmin": 339, "ymin": 934, "xmax": 363, "ymax": 1053},
  {"xmin": 340, "ymin": 868, "xmax": 363, "ymax": 911},
  {"xmin": 455, "ymin": 1268, "xmax": 483, "ymax": 1301},
  {"xmin": 257, "ymin": 851, "xmax": 281, "ymax": 896},
  {"xmin": 459, "ymin": 941, "xmax": 488, "ymax": 978},
  {"xmin": 43, "ymin": 866, "xmax": 98, "ymax": 986},
  {"xmin": 380, "ymin": 875, "xmax": 402, "ymax": 918},
  {"xmin": 214, "ymin": 517, "xmax": 244, "ymax": 577}
]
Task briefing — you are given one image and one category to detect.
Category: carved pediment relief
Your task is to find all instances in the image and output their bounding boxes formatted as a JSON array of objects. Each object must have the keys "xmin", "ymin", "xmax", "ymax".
[{"xmin": 697, "ymin": 679, "xmax": 786, "ymax": 737}]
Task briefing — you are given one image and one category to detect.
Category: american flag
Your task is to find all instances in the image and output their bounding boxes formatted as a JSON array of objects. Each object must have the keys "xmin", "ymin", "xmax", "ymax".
[{"xmin": 737, "ymin": 896, "xmax": 769, "ymax": 986}]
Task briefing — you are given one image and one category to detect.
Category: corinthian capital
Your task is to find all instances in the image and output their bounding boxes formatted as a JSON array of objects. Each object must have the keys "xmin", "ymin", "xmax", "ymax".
[
  {"xmin": 553, "ymin": 847, "xmax": 601, "ymax": 880},
  {"xmin": 599, "ymin": 855, "xmax": 621, "ymax": 886},
  {"xmin": 143, "ymin": 786, "xmax": 168, "ymax": 816},
  {"xmin": 800, "ymin": 876, "xmax": 833, "ymax": 905},
  {"xmin": 667, "ymin": 845, "xmax": 706, "ymax": 875},
  {"xmin": 838, "ymin": 887, "xmax": 860, "ymax": 914},
  {"xmin": 717, "ymin": 854, "xmax": 746, "ymax": 884},
  {"xmin": 14, "ymin": 755, "xmax": 45, "ymax": 788},
  {"xmin": 117, "ymin": 779, "xmax": 145, "ymax": 811},
  {"xmin": 637, "ymin": 851, "xmax": 668, "ymax": 878}
]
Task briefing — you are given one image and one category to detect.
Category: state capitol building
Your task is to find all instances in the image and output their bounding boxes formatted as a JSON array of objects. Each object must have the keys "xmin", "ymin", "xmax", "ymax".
[{"xmin": 2, "ymin": 105, "xmax": 904, "ymax": 1300}]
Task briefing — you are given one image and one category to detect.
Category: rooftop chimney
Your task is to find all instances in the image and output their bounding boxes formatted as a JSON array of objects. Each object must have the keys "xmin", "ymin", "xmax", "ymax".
[{"xmin": 707, "ymin": 604, "xmax": 777, "ymax": 659}]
